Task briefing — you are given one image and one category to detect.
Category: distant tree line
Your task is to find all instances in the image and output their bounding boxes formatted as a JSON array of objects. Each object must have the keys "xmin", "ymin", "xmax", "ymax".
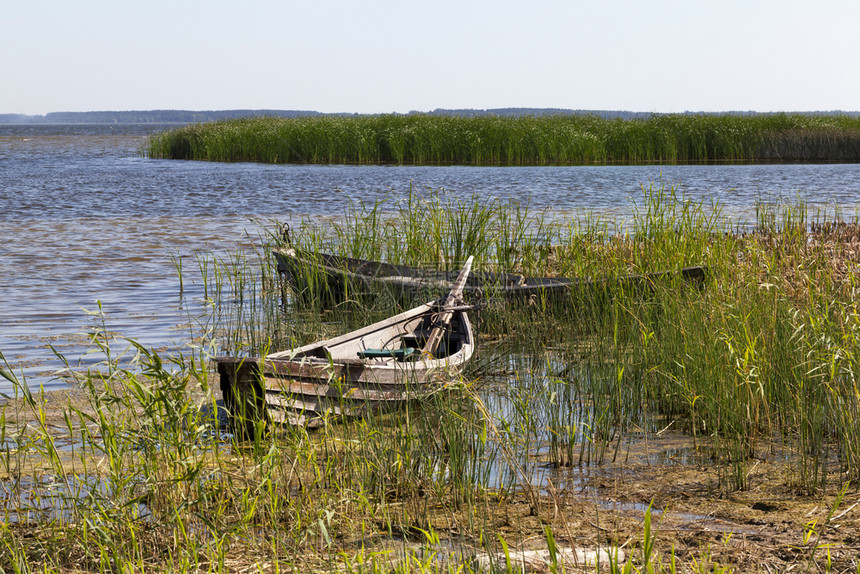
[
  {"xmin": 0, "ymin": 110, "xmax": 322, "ymax": 125},
  {"xmin": 4, "ymin": 108, "xmax": 858, "ymax": 125},
  {"xmin": 429, "ymin": 108, "xmax": 860, "ymax": 120}
]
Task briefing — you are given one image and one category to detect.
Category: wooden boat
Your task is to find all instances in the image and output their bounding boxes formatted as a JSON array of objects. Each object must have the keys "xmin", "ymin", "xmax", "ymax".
[
  {"xmin": 216, "ymin": 257, "xmax": 476, "ymax": 431},
  {"xmin": 273, "ymin": 247, "xmax": 706, "ymax": 305}
]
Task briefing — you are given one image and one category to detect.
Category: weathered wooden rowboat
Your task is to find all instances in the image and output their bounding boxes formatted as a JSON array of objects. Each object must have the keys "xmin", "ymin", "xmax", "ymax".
[
  {"xmin": 216, "ymin": 257, "xmax": 476, "ymax": 431},
  {"xmin": 273, "ymin": 247, "xmax": 706, "ymax": 305}
]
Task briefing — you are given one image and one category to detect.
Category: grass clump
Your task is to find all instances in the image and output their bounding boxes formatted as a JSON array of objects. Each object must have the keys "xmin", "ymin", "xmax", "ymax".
[{"xmin": 146, "ymin": 112, "xmax": 860, "ymax": 165}]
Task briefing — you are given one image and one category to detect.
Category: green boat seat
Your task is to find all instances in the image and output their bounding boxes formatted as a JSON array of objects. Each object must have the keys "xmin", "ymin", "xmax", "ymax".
[{"xmin": 357, "ymin": 347, "xmax": 417, "ymax": 360}]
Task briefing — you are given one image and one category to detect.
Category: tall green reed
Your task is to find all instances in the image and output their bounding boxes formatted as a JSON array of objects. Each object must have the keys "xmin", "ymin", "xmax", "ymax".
[{"xmin": 146, "ymin": 112, "xmax": 860, "ymax": 165}]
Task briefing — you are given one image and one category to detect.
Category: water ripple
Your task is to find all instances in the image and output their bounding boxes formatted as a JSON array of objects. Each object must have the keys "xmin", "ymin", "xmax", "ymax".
[{"xmin": 2, "ymin": 125, "xmax": 859, "ymax": 391}]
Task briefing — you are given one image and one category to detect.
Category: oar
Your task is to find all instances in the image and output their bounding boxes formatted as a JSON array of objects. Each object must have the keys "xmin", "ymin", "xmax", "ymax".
[{"xmin": 422, "ymin": 256, "xmax": 474, "ymax": 358}]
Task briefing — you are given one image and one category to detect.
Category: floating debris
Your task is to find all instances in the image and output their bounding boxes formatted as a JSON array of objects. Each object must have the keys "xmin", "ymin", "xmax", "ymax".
[{"xmin": 474, "ymin": 547, "xmax": 625, "ymax": 572}]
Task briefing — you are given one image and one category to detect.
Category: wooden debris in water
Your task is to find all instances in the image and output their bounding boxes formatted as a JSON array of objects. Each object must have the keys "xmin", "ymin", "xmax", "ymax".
[{"xmin": 474, "ymin": 547, "xmax": 625, "ymax": 572}]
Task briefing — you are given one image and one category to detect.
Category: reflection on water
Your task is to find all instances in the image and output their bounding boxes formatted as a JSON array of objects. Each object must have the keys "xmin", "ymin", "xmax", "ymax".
[
  {"xmin": 0, "ymin": 474, "xmax": 150, "ymax": 524},
  {"xmin": 2, "ymin": 124, "xmax": 860, "ymax": 392}
]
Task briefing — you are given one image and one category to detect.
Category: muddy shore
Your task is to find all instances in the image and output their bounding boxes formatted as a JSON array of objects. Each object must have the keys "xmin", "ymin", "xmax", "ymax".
[{"xmin": 3, "ymin": 382, "xmax": 858, "ymax": 572}]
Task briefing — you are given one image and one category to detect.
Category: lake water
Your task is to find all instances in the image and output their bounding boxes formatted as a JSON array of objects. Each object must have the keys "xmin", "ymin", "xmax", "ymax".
[{"xmin": 2, "ymin": 124, "xmax": 860, "ymax": 392}]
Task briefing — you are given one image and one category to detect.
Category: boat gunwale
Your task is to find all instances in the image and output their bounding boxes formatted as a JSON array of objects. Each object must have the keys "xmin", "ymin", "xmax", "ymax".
[{"xmin": 272, "ymin": 247, "xmax": 708, "ymax": 300}]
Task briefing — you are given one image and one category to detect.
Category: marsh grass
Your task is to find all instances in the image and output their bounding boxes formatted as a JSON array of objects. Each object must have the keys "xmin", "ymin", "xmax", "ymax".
[
  {"xmin": 0, "ymin": 325, "xmax": 504, "ymax": 572},
  {"xmin": 269, "ymin": 184, "xmax": 860, "ymax": 495},
  {"xmin": 146, "ymin": 113, "xmax": 860, "ymax": 165},
  {"xmin": 4, "ymin": 184, "xmax": 860, "ymax": 571}
]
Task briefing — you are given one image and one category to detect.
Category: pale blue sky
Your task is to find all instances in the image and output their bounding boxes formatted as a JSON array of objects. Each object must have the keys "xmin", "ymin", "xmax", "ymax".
[{"xmin": 3, "ymin": 0, "xmax": 858, "ymax": 114}]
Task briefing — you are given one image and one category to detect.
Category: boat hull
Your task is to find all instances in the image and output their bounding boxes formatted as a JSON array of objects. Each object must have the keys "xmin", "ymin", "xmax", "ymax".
[
  {"xmin": 273, "ymin": 248, "xmax": 574, "ymax": 305},
  {"xmin": 217, "ymin": 352, "xmax": 467, "ymax": 429},
  {"xmin": 273, "ymin": 248, "xmax": 706, "ymax": 306},
  {"xmin": 215, "ymin": 302, "xmax": 474, "ymax": 431}
]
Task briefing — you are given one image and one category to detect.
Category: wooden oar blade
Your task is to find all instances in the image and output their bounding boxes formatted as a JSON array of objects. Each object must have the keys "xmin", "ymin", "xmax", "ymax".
[
  {"xmin": 446, "ymin": 255, "xmax": 474, "ymax": 303},
  {"xmin": 422, "ymin": 256, "xmax": 474, "ymax": 357}
]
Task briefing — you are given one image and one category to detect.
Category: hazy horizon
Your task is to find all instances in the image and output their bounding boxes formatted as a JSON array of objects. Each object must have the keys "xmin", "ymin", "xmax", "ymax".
[{"xmin": 4, "ymin": 107, "xmax": 860, "ymax": 119}]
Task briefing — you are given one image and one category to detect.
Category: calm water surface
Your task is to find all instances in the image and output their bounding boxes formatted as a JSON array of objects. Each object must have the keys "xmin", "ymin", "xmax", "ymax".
[{"xmin": 2, "ymin": 124, "xmax": 859, "ymax": 392}]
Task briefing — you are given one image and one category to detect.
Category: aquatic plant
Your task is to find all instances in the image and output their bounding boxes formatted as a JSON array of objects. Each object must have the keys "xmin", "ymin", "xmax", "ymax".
[{"xmin": 146, "ymin": 112, "xmax": 860, "ymax": 165}]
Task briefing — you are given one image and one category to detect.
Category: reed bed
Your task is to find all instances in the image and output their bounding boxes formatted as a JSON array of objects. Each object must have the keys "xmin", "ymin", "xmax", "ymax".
[
  {"xmin": 4, "ymin": 185, "xmax": 860, "ymax": 571},
  {"xmin": 146, "ymin": 113, "xmax": 860, "ymax": 165},
  {"xmin": 271, "ymin": 186, "xmax": 860, "ymax": 496}
]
